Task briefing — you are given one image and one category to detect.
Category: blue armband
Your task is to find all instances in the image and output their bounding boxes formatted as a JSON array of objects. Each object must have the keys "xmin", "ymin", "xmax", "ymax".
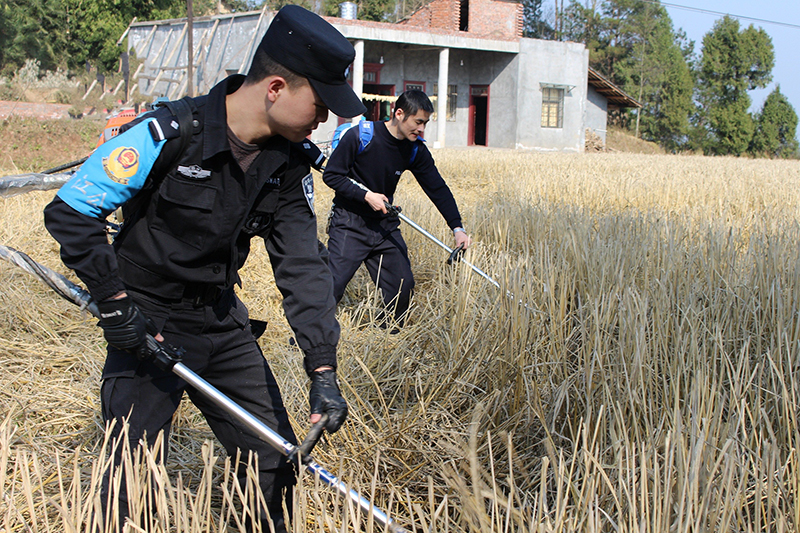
[{"xmin": 57, "ymin": 118, "xmax": 167, "ymax": 218}]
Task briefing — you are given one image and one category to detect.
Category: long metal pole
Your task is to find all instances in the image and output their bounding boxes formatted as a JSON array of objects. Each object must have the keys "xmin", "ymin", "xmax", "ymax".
[
  {"xmin": 389, "ymin": 207, "xmax": 542, "ymax": 315},
  {"xmin": 0, "ymin": 244, "xmax": 409, "ymax": 533},
  {"xmin": 394, "ymin": 210, "xmax": 501, "ymax": 288},
  {"xmin": 167, "ymin": 359, "xmax": 405, "ymax": 533},
  {"xmin": 0, "ymin": 172, "xmax": 74, "ymax": 198}
]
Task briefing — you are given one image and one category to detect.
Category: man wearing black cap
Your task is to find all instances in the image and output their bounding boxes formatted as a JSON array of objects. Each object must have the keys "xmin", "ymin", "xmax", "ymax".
[{"xmin": 43, "ymin": 5, "xmax": 365, "ymax": 532}]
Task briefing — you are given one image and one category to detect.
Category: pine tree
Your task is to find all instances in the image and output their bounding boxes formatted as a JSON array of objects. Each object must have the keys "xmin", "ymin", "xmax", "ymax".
[
  {"xmin": 560, "ymin": 0, "xmax": 694, "ymax": 149},
  {"xmin": 695, "ymin": 16, "xmax": 774, "ymax": 156},
  {"xmin": 613, "ymin": 1, "xmax": 693, "ymax": 149},
  {"xmin": 751, "ymin": 87, "xmax": 799, "ymax": 159},
  {"xmin": 522, "ymin": 0, "xmax": 554, "ymax": 39},
  {"xmin": 0, "ymin": 0, "xmax": 71, "ymax": 73}
]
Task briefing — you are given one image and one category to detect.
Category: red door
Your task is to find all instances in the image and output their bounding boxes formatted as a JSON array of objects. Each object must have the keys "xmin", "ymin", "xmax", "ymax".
[{"xmin": 468, "ymin": 85, "xmax": 489, "ymax": 146}]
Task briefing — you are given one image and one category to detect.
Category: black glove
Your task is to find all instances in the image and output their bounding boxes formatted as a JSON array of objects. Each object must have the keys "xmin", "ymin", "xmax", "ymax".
[
  {"xmin": 96, "ymin": 296, "xmax": 156, "ymax": 361},
  {"xmin": 309, "ymin": 369, "xmax": 348, "ymax": 433}
]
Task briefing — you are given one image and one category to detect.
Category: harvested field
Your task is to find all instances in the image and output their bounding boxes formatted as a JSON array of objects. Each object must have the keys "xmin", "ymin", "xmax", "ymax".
[{"xmin": 2, "ymin": 143, "xmax": 800, "ymax": 531}]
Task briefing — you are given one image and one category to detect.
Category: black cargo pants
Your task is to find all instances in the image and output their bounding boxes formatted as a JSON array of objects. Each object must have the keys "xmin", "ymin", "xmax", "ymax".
[
  {"xmin": 100, "ymin": 287, "xmax": 296, "ymax": 532},
  {"xmin": 327, "ymin": 205, "xmax": 415, "ymax": 326}
]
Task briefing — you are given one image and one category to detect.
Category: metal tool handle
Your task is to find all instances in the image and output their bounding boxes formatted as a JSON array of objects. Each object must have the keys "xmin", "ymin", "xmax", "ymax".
[
  {"xmin": 389, "ymin": 205, "xmax": 502, "ymax": 289},
  {"xmin": 290, "ymin": 413, "xmax": 329, "ymax": 464},
  {"xmin": 447, "ymin": 243, "xmax": 465, "ymax": 265}
]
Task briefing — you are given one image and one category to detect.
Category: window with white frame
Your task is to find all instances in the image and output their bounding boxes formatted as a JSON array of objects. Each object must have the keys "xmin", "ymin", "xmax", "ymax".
[{"xmin": 541, "ymin": 87, "xmax": 564, "ymax": 128}]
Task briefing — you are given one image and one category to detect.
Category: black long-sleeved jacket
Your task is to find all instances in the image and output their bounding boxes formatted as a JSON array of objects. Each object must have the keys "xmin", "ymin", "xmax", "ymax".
[
  {"xmin": 44, "ymin": 75, "xmax": 339, "ymax": 373},
  {"xmin": 322, "ymin": 120, "xmax": 463, "ymax": 229}
]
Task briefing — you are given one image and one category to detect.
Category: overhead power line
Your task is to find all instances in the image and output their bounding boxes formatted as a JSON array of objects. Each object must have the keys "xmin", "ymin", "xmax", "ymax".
[{"xmin": 646, "ymin": 0, "xmax": 800, "ymax": 30}]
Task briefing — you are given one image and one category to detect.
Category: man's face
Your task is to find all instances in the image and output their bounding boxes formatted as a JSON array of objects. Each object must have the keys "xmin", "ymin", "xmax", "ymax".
[
  {"xmin": 269, "ymin": 78, "xmax": 329, "ymax": 142},
  {"xmin": 396, "ymin": 109, "xmax": 430, "ymax": 141}
]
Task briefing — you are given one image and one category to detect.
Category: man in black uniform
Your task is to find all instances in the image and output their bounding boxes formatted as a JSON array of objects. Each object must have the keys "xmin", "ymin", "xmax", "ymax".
[
  {"xmin": 323, "ymin": 90, "xmax": 471, "ymax": 327},
  {"xmin": 43, "ymin": 6, "xmax": 365, "ymax": 532}
]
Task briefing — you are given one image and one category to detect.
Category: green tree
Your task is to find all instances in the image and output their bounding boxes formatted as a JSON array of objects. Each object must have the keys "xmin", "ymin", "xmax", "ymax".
[
  {"xmin": 0, "ymin": 1, "xmax": 14, "ymax": 71},
  {"xmin": 695, "ymin": 16, "xmax": 774, "ymax": 156},
  {"xmin": 750, "ymin": 87, "xmax": 799, "ymax": 159},
  {"xmin": 561, "ymin": 0, "xmax": 694, "ymax": 149},
  {"xmin": 0, "ymin": 0, "xmax": 71, "ymax": 74},
  {"xmin": 523, "ymin": 0, "xmax": 554, "ymax": 39},
  {"xmin": 561, "ymin": 0, "xmax": 619, "ymax": 78},
  {"xmin": 60, "ymin": 0, "xmax": 185, "ymax": 74},
  {"xmin": 611, "ymin": 1, "xmax": 693, "ymax": 149}
]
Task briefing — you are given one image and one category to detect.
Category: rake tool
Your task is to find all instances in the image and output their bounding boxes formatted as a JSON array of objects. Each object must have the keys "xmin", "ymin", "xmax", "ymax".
[{"xmin": 0, "ymin": 243, "xmax": 409, "ymax": 533}]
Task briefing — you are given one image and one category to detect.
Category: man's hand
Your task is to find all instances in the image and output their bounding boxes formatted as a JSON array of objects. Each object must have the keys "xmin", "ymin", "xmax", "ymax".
[
  {"xmin": 365, "ymin": 191, "xmax": 390, "ymax": 213},
  {"xmin": 309, "ymin": 368, "xmax": 348, "ymax": 433},
  {"xmin": 454, "ymin": 227, "xmax": 472, "ymax": 250},
  {"xmin": 96, "ymin": 294, "xmax": 160, "ymax": 361}
]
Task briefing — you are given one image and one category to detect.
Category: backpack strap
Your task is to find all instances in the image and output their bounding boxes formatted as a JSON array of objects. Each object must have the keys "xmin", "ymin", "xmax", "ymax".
[
  {"xmin": 357, "ymin": 120, "xmax": 373, "ymax": 154},
  {"xmin": 331, "ymin": 122, "xmax": 355, "ymax": 151},
  {"xmin": 357, "ymin": 120, "xmax": 420, "ymax": 166},
  {"xmin": 118, "ymin": 97, "xmax": 196, "ymax": 229},
  {"xmin": 162, "ymin": 97, "xmax": 194, "ymax": 158}
]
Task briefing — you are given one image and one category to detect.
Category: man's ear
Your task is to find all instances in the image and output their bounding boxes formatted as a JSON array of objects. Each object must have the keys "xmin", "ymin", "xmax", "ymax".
[
  {"xmin": 394, "ymin": 107, "xmax": 405, "ymax": 122},
  {"xmin": 266, "ymin": 76, "xmax": 288, "ymax": 103}
]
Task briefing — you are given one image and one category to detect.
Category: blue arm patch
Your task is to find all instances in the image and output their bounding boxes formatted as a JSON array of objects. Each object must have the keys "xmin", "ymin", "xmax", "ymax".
[{"xmin": 57, "ymin": 118, "xmax": 167, "ymax": 218}]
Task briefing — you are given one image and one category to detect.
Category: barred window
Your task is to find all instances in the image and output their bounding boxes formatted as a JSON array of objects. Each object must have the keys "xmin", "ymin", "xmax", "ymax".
[
  {"xmin": 541, "ymin": 87, "xmax": 564, "ymax": 128},
  {"xmin": 433, "ymin": 83, "xmax": 458, "ymax": 121}
]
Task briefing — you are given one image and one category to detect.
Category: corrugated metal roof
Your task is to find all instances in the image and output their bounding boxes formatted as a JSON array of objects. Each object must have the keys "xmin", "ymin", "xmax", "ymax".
[{"xmin": 587, "ymin": 67, "xmax": 642, "ymax": 108}]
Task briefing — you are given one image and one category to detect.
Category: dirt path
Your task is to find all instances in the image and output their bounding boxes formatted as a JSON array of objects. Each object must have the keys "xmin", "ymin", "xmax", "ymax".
[{"xmin": 0, "ymin": 100, "xmax": 73, "ymax": 120}]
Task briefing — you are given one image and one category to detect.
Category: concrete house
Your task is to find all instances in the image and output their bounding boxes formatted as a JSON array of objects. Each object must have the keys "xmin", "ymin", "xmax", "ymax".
[{"xmin": 126, "ymin": 0, "xmax": 639, "ymax": 152}]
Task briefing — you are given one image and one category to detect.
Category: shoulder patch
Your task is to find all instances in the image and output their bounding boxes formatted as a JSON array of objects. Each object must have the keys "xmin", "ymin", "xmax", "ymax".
[
  {"xmin": 148, "ymin": 114, "xmax": 182, "ymax": 142},
  {"xmin": 302, "ymin": 173, "xmax": 315, "ymax": 215},
  {"xmin": 291, "ymin": 140, "xmax": 326, "ymax": 171},
  {"xmin": 57, "ymin": 118, "xmax": 168, "ymax": 218}
]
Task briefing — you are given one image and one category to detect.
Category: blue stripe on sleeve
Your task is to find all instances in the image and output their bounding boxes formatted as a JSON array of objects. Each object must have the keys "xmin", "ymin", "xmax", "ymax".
[{"xmin": 57, "ymin": 118, "xmax": 167, "ymax": 218}]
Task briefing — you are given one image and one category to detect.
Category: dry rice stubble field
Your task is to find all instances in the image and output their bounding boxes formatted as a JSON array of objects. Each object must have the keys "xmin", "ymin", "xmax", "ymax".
[{"xmin": 2, "ymin": 148, "xmax": 800, "ymax": 532}]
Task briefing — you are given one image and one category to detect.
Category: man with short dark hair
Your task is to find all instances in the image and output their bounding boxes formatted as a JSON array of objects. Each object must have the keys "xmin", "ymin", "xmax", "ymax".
[
  {"xmin": 43, "ymin": 6, "xmax": 365, "ymax": 532},
  {"xmin": 323, "ymin": 90, "xmax": 471, "ymax": 328}
]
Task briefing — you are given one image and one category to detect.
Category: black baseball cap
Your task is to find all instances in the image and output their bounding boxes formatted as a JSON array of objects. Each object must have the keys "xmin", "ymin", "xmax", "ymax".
[{"xmin": 258, "ymin": 5, "xmax": 367, "ymax": 118}]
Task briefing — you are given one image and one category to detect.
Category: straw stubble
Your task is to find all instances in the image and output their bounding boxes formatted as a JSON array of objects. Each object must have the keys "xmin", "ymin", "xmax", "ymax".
[{"xmin": 2, "ymin": 150, "xmax": 800, "ymax": 531}]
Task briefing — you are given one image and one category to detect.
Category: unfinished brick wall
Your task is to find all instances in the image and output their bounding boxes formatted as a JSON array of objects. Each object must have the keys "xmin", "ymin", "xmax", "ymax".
[
  {"xmin": 400, "ymin": 0, "xmax": 521, "ymax": 40},
  {"xmin": 402, "ymin": 0, "xmax": 460, "ymax": 32},
  {"xmin": 467, "ymin": 0, "xmax": 522, "ymax": 39}
]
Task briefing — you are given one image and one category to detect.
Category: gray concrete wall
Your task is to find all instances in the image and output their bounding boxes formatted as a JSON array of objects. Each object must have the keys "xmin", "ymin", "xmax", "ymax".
[
  {"xmin": 430, "ymin": 49, "xmax": 517, "ymax": 148},
  {"xmin": 585, "ymin": 85, "xmax": 608, "ymax": 142},
  {"xmin": 440, "ymin": 49, "xmax": 472, "ymax": 147},
  {"xmin": 486, "ymin": 52, "xmax": 519, "ymax": 148},
  {"xmin": 128, "ymin": 13, "xmax": 597, "ymax": 154},
  {"xmin": 515, "ymin": 38, "xmax": 588, "ymax": 152}
]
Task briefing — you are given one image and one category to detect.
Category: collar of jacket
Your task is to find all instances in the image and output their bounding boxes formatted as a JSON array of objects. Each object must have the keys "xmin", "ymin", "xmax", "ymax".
[{"xmin": 202, "ymin": 74, "xmax": 291, "ymax": 166}]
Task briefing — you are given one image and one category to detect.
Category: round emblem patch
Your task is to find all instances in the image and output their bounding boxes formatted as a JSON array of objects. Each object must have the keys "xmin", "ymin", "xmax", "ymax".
[{"xmin": 103, "ymin": 146, "xmax": 140, "ymax": 185}]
